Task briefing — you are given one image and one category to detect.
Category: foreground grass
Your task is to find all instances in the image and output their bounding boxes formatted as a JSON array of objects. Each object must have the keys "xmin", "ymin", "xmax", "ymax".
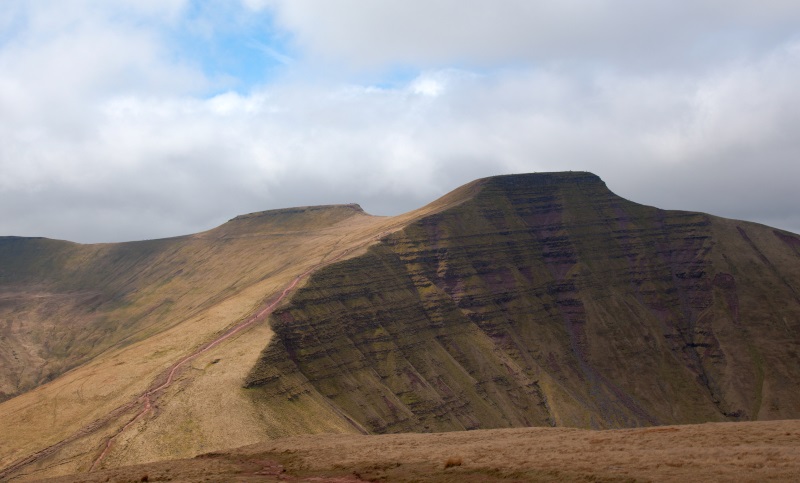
[{"xmin": 40, "ymin": 419, "xmax": 800, "ymax": 482}]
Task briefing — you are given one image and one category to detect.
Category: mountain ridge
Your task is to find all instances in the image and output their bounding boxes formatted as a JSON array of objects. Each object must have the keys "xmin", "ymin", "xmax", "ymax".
[{"xmin": 1, "ymin": 171, "xmax": 799, "ymax": 480}]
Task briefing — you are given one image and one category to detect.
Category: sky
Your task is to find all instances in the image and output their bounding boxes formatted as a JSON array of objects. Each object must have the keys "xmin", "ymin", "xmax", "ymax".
[{"xmin": 1, "ymin": 0, "xmax": 799, "ymax": 243}]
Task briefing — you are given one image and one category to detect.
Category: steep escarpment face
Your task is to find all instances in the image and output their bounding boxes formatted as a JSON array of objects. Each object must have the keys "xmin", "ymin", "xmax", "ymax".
[{"xmin": 247, "ymin": 172, "xmax": 800, "ymax": 431}]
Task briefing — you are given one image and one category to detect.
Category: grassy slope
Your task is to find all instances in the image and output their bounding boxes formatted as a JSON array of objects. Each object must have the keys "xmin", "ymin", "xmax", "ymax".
[
  {"xmin": 0, "ymin": 205, "xmax": 367, "ymax": 400},
  {"xmin": 0, "ymin": 205, "xmax": 377, "ymax": 477},
  {"xmin": 0, "ymin": 186, "xmax": 479, "ymax": 480}
]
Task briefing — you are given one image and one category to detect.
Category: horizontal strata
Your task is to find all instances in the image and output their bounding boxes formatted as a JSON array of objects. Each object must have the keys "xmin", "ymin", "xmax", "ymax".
[{"xmin": 246, "ymin": 172, "xmax": 800, "ymax": 431}]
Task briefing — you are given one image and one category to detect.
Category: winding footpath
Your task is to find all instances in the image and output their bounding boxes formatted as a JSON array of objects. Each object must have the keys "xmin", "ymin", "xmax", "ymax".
[
  {"xmin": 88, "ymin": 269, "xmax": 307, "ymax": 471},
  {"xmin": 87, "ymin": 246, "xmax": 361, "ymax": 472}
]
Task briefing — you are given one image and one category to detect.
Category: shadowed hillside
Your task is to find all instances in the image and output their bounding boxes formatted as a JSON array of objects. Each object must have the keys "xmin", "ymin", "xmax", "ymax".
[{"xmin": 246, "ymin": 172, "xmax": 800, "ymax": 431}]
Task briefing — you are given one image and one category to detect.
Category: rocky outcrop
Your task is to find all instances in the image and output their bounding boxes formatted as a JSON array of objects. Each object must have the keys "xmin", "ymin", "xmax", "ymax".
[{"xmin": 247, "ymin": 172, "xmax": 800, "ymax": 431}]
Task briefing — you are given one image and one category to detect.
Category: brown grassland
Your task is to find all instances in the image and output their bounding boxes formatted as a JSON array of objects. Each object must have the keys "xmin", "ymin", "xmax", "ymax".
[
  {"xmin": 0, "ymin": 184, "xmax": 481, "ymax": 480},
  {"xmin": 41, "ymin": 419, "xmax": 800, "ymax": 482}
]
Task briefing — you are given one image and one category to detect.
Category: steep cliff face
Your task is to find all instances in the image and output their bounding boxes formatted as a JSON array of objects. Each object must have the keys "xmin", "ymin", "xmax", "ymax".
[{"xmin": 247, "ymin": 172, "xmax": 800, "ymax": 431}]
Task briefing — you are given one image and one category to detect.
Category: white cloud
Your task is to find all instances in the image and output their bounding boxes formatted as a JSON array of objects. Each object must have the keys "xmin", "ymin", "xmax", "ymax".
[
  {"xmin": 1, "ymin": 1, "xmax": 800, "ymax": 242},
  {"xmin": 262, "ymin": 0, "xmax": 800, "ymax": 71}
]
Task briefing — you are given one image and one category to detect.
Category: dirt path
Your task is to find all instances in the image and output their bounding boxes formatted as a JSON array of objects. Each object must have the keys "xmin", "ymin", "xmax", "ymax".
[
  {"xmin": 87, "ymin": 244, "xmax": 367, "ymax": 472},
  {"xmin": 88, "ymin": 269, "xmax": 315, "ymax": 471}
]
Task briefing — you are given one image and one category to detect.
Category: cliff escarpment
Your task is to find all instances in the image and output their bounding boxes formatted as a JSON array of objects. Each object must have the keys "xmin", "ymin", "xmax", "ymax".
[{"xmin": 246, "ymin": 172, "xmax": 800, "ymax": 431}]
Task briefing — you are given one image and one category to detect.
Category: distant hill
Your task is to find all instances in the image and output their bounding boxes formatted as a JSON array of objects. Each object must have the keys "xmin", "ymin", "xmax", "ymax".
[{"xmin": 1, "ymin": 172, "xmax": 799, "ymax": 480}]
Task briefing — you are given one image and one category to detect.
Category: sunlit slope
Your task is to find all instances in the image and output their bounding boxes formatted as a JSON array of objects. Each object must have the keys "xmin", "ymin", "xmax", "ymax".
[
  {"xmin": 0, "ymin": 188, "xmax": 480, "ymax": 480},
  {"xmin": 0, "ymin": 204, "xmax": 385, "ymax": 478},
  {"xmin": 246, "ymin": 172, "xmax": 800, "ymax": 431},
  {"xmin": 0, "ymin": 204, "xmax": 365, "ymax": 401}
]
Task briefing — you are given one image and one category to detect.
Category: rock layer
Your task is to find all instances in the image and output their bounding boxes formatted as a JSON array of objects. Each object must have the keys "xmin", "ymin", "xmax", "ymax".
[{"xmin": 247, "ymin": 172, "xmax": 800, "ymax": 430}]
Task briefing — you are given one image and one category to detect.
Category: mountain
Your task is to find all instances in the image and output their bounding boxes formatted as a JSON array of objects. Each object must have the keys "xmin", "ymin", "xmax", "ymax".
[
  {"xmin": 244, "ymin": 172, "xmax": 800, "ymax": 432},
  {"xmin": 1, "ymin": 172, "xmax": 799, "ymax": 480}
]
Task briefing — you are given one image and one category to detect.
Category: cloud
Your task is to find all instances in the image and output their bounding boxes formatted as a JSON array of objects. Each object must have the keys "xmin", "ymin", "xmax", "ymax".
[
  {"xmin": 0, "ymin": 1, "xmax": 799, "ymax": 243},
  {"xmin": 260, "ymin": 0, "xmax": 800, "ymax": 72}
]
